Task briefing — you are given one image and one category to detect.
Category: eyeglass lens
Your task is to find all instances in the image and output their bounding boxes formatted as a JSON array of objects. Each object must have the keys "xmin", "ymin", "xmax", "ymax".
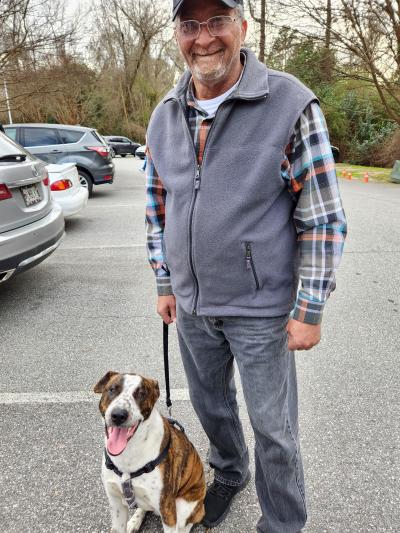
[{"xmin": 178, "ymin": 16, "xmax": 235, "ymax": 38}]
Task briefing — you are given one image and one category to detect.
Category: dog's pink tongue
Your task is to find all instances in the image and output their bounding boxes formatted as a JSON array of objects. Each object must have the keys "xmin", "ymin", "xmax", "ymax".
[{"xmin": 107, "ymin": 427, "xmax": 129, "ymax": 456}]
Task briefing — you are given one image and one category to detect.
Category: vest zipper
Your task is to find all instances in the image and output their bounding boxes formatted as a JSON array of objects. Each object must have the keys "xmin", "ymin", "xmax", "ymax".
[
  {"xmin": 245, "ymin": 242, "xmax": 260, "ymax": 290},
  {"xmin": 177, "ymin": 99, "xmax": 202, "ymax": 315},
  {"xmin": 189, "ymin": 163, "xmax": 201, "ymax": 315},
  {"xmin": 177, "ymin": 98, "xmax": 228, "ymax": 315}
]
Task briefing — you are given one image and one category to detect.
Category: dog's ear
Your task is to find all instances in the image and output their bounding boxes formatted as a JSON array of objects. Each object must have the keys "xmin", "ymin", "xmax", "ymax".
[
  {"xmin": 137, "ymin": 377, "xmax": 160, "ymax": 419},
  {"xmin": 93, "ymin": 371, "xmax": 119, "ymax": 393},
  {"xmin": 150, "ymin": 379, "xmax": 160, "ymax": 401}
]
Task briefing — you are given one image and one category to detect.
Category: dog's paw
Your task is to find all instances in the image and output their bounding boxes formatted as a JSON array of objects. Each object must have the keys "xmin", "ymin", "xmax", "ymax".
[{"xmin": 127, "ymin": 508, "xmax": 147, "ymax": 533}]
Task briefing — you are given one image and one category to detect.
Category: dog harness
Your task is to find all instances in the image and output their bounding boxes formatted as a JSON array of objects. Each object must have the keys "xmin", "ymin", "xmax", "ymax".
[{"xmin": 104, "ymin": 418, "xmax": 184, "ymax": 509}]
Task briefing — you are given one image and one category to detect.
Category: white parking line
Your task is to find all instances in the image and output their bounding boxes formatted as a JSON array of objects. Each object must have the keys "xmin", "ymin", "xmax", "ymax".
[
  {"xmin": 62, "ymin": 244, "xmax": 145, "ymax": 250},
  {"xmin": 85, "ymin": 204, "xmax": 137, "ymax": 208},
  {"xmin": 0, "ymin": 389, "xmax": 190, "ymax": 405}
]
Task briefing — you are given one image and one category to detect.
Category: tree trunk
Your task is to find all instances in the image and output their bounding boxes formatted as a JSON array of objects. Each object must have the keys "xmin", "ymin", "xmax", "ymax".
[{"xmin": 259, "ymin": 0, "xmax": 266, "ymax": 63}]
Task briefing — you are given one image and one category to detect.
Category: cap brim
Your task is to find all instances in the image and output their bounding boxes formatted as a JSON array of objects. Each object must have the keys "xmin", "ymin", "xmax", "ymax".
[
  {"xmin": 173, "ymin": 0, "xmax": 239, "ymax": 20},
  {"xmin": 172, "ymin": 0, "xmax": 184, "ymax": 20}
]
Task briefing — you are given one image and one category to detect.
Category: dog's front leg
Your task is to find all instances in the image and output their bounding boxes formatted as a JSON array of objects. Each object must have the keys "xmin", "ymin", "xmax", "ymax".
[
  {"xmin": 105, "ymin": 481, "xmax": 129, "ymax": 533},
  {"xmin": 160, "ymin": 495, "xmax": 178, "ymax": 533},
  {"xmin": 162, "ymin": 526, "xmax": 178, "ymax": 533}
]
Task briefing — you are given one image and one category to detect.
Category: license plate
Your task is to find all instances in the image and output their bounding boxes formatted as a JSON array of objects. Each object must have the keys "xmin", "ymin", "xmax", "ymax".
[{"xmin": 21, "ymin": 184, "xmax": 41, "ymax": 207}]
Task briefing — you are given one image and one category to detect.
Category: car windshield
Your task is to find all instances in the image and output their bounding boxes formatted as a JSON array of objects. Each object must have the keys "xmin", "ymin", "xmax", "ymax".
[{"xmin": 0, "ymin": 133, "xmax": 32, "ymax": 159}]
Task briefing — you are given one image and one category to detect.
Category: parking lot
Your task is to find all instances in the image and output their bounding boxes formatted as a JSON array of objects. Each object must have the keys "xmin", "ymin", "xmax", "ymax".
[{"xmin": 0, "ymin": 157, "xmax": 399, "ymax": 532}]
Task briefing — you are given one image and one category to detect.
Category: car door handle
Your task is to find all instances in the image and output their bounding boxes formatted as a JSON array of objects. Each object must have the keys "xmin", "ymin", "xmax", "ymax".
[{"xmin": 51, "ymin": 150, "xmax": 62, "ymax": 153}]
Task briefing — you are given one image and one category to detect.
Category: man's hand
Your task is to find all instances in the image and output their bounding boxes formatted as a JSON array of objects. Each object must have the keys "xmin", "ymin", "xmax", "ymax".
[
  {"xmin": 286, "ymin": 319, "xmax": 321, "ymax": 351},
  {"xmin": 157, "ymin": 295, "xmax": 176, "ymax": 324}
]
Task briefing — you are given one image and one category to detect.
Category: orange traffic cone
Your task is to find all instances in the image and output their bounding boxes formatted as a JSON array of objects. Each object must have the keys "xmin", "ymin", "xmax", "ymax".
[
  {"xmin": 363, "ymin": 172, "xmax": 369, "ymax": 183},
  {"xmin": 347, "ymin": 172, "xmax": 352, "ymax": 180},
  {"xmin": 341, "ymin": 169, "xmax": 347, "ymax": 178}
]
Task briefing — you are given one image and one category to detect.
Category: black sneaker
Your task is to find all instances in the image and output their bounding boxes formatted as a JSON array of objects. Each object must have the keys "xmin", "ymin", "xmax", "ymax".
[{"xmin": 202, "ymin": 472, "xmax": 251, "ymax": 528}]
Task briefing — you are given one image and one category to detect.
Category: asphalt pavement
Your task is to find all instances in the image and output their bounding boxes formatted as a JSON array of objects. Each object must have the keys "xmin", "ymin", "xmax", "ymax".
[{"xmin": 0, "ymin": 157, "xmax": 399, "ymax": 532}]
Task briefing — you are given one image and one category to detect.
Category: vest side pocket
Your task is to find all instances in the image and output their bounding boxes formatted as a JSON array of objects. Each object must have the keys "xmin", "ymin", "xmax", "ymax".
[{"xmin": 244, "ymin": 242, "xmax": 260, "ymax": 291}]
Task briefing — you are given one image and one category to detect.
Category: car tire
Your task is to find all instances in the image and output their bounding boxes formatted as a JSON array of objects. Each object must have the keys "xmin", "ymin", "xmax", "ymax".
[
  {"xmin": 78, "ymin": 169, "xmax": 93, "ymax": 198},
  {"xmin": 110, "ymin": 148, "xmax": 116, "ymax": 158},
  {"xmin": 121, "ymin": 154, "xmax": 127, "ymax": 158}
]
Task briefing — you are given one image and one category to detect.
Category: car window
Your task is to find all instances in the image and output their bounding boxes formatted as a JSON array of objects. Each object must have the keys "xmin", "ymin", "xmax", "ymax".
[
  {"xmin": 58, "ymin": 129, "xmax": 84, "ymax": 144},
  {"xmin": 23, "ymin": 127, "xmax": 60, "ymax": 147},
  {"xmin": 4, "ymin": 127, "xmax": 17, "ymax": 141},
  {"xmin": 122, "ymin": 138, "xmax": 131, "ymax": 143},
  {"xmin": 0, "ymin": 133, "xmax": 32, "ymax": 158},
  {"xmin": 90, "ymin": 130, "xmax": 107, "ymax": 145}
]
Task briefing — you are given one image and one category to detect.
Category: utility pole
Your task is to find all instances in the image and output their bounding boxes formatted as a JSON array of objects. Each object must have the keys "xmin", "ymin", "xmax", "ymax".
[{"xmin": 3, "ymin": 80, "xmax": 13, "ymax": 124}]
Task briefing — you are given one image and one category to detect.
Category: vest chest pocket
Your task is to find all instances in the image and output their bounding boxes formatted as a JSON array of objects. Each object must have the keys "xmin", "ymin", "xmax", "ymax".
[{"xmin": 245, "ymin": 242, "xmax": 260, "ymax": 291}]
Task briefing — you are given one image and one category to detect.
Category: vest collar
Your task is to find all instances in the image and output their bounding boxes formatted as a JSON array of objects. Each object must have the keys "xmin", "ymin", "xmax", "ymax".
[{"xmin": 163, "ymin": 47, "xmax": 269, "ymax": 104}]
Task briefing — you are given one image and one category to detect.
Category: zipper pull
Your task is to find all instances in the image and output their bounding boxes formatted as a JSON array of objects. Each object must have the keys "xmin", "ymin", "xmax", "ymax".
[
  {"xmin": 194, "ymin": 165, "xmax": 201, "ymax": 190},
  {"xmin": 245, "ymin": 243, "xmax": 251, "ymax": 270}
]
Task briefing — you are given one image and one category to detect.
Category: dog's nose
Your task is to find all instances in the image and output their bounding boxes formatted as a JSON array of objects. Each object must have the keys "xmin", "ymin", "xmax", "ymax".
[{"xmin": 111, "ymin": 408, "xmax": 129, "ymax": 425}]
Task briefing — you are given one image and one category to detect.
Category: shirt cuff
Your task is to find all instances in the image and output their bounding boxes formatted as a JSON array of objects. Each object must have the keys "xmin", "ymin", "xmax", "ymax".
[
  {"xmin": 292, "ymin": 293, "xmax": 324, "ymax": 325},
  {"xmin": 155, "ymin": 267, "xmax": 173, "ymax": 296},
  {"xmin": 157, "ymin": 281, "xmax": 174, "ymax": 296}
]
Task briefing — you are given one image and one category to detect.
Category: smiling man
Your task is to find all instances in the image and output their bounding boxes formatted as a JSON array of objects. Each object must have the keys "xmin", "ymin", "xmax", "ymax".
[{"xmin": 145, "ymin": 0, "xmax": 347, "ymax": 531}]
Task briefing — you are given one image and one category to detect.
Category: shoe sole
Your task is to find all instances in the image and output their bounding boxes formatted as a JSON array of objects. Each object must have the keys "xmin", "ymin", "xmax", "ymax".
[{"xmin": 202, "ymin": 471, "xmax": 251, "ymax": 529}]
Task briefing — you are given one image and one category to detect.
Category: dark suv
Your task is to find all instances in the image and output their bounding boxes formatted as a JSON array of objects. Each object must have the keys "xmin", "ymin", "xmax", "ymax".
[
  {"xmin": 4, "ymin": 124, "xmax": 115, "ymax": 197},
  {"xmin": 104, "ymin": 136, "xmax": 140, "ymax": 157}
]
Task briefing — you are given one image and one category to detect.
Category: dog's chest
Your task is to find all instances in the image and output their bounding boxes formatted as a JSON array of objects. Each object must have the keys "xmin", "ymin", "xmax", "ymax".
[{"xmin": 130, "ymin": 468, "xmax": 163, "ymax": 513}]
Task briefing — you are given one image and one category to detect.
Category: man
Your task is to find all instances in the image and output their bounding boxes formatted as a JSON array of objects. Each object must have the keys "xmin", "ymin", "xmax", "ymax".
[{"xmin": 146, "ymin": 0, "xmax": 347, "ymax": 531}]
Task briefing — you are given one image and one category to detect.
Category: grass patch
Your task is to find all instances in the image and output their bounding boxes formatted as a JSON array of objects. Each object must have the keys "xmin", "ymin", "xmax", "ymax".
[{"xmin": 336, "ymin": 163, "xmax": 393, "ymax": 183}]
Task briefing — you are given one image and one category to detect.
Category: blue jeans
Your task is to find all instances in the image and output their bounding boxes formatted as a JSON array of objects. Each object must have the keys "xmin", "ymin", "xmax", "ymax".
[{"xmin": 176, "ymin": 305, "xmax": 307, "ymax": 533}]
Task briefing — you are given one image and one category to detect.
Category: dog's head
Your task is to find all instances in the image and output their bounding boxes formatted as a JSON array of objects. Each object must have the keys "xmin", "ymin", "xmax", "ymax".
[{"xmin": 93, "ymin": 371, "xmax": 160, "ymax": 456}]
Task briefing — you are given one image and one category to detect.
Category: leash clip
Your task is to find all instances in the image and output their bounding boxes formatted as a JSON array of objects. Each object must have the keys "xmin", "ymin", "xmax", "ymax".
[{"xmin": 168, "ymin": 417, "xmax": 185, "ymax": 433}]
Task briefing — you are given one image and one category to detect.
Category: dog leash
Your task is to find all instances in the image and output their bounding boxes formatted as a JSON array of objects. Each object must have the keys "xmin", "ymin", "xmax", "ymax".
[
  {"xmin": 163, "ymin": 321, "xmax": 185, "ymax": 433},
  {"xmin": 163, "ymin": 321, "xmax": 172, "ymax": 415}
]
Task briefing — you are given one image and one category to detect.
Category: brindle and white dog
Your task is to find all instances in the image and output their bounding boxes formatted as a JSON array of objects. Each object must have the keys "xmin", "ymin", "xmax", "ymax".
[{"xmin": 94, "ymin": 371, "xmax": 205, "ymax": 533}]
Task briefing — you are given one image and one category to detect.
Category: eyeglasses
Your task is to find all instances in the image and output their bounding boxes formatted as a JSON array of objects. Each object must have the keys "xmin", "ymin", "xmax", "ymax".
[{"xmin": 175, "ymin": 15, "xmax": 238, "ymax": 40}]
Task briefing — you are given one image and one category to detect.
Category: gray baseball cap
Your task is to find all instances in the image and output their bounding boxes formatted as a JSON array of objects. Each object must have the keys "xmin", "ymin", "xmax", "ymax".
[{"xmin": 172, "ymin": 0, "xmax": 243, "ymax": 20}]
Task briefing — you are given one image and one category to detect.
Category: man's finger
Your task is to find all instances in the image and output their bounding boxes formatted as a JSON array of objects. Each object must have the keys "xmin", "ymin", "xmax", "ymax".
[{"xmin": 169, "ymin": 304, "xmax": 177, "ymax": 323}]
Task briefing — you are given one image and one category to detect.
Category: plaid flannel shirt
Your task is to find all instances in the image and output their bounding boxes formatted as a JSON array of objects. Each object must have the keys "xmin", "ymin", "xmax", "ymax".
[{"xmin": 146, "ymin": 87, "xmax": 347, "ymax": 324}]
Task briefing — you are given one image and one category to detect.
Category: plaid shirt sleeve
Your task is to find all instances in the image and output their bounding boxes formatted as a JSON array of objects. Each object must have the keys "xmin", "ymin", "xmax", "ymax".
[
  {"xmin": 283, "ymin": 101, "xmax": 347, "ymax": 325},
  {"xmin": 145, "ymin": 149, "xmax": 173, "ymax": 296}
]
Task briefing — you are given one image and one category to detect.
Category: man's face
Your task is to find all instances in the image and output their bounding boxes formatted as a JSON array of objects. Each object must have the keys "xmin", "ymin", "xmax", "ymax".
[{"xmin": 175, "ymin": 0, "xmax": 247, "ymax": 87}]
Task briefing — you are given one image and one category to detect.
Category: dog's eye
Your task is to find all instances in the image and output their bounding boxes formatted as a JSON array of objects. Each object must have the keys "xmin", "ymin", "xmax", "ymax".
[
  {"xmin": 108, "ymin": 386, "xmax": 116, "ymax": 396},
  {"xmin": 133, "ymin": 388, "xmax": 146, "ymax": 402}
]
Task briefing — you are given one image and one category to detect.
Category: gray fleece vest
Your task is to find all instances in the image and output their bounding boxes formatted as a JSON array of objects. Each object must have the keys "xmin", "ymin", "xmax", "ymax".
[{"xmin": 147, "ymin": 48, "xmax": 317, "ymax": 317}]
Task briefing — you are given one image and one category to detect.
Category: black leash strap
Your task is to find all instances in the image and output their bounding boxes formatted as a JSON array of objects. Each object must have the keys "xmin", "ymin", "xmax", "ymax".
[
  {"xmin": 162, "ymin": 322, "xmax": 184, "ymax": 432},
  {"xmin": 163, "ymin": 321, "xmax": 172, "ymax": 412}
]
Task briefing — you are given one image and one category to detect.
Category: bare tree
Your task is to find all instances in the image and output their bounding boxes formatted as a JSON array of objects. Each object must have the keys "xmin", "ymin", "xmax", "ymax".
[
  {"xmin": 279, "ymin": 0, "xmax": 400, "ymax": 123},
  {"xmin": 91, "ymin": 0, "xmax": 170, "ymax": 117},
  {"xmin": 247, "ymin": 0, "xmax": 268, "ymax": 63},
  {"xmin": 0, "ymin": 0, "xmax": 77, "ymax": 117}
]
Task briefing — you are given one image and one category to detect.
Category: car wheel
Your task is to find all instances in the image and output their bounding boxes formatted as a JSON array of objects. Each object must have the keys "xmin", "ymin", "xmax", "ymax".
[
  {"xmin": 78, "ymin": 170, "xmax": 93, "ymax": 198},
  {"xmin": 121, "ymin": 154, "xmax": 127, "ymax": 158},
  {"xmin": 110, "ymin": 148, "xmax": 115, "ymax": 158}
]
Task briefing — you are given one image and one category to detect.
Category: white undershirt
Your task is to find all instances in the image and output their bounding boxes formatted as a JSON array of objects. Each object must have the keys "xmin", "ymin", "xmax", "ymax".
[{"xmin": 194, "ymin": 79, "xmax": 240, "ymax": 118}]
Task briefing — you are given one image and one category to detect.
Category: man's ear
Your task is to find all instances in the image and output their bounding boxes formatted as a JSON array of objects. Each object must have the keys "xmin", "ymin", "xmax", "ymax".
[
  {"xmin": 241, "ymin": 19, "xmax": 248, "ymax": 45},
  {"xmin": 93, "ymin": 371, "xmax": 119, "ymax": 393}
]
